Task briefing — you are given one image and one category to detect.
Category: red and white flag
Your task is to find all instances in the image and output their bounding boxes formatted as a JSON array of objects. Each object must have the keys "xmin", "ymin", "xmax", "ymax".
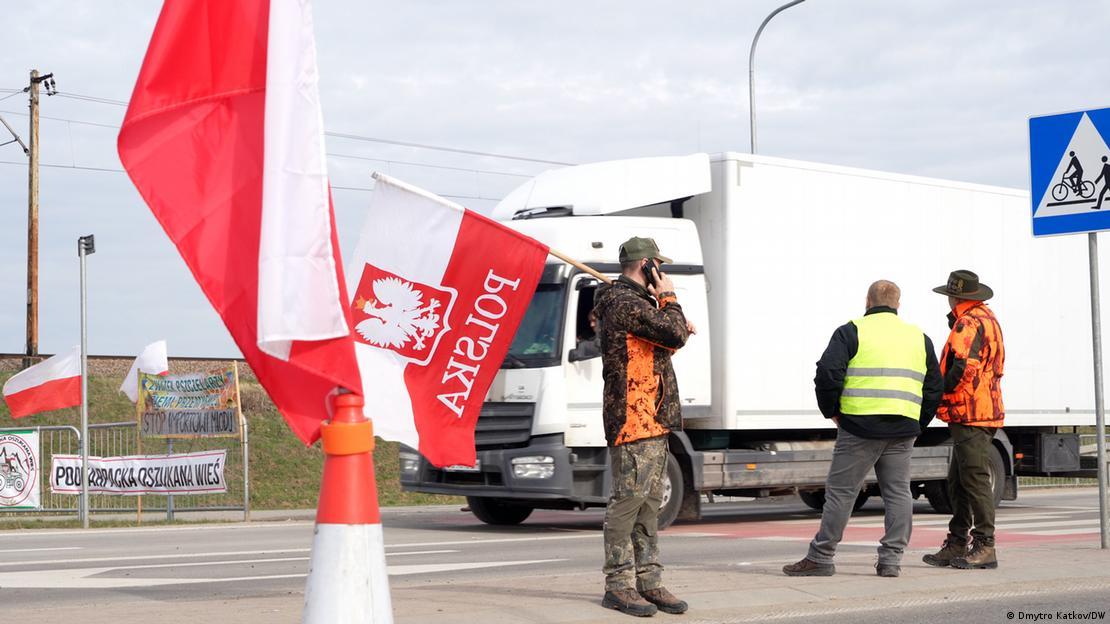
[
  {"xmin": 117, "ymin": 0, "xmax": 361, "ymax": 444},
  {"xmin": 350, "ymin": 174, "xmax": 549, "ymax": 467},
  {"xmin": 2, "ymin": 346, "xmax": 82, "ymax": 419},
  {"xmin": 120, "ymin": 340, "xmax": 169, "ymax": 403}
]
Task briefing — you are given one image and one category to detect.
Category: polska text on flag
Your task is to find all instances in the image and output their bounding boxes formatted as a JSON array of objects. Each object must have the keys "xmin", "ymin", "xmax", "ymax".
[{"xmin": 349, "ymin": 174, "xmax": 549, "ymax": 468}]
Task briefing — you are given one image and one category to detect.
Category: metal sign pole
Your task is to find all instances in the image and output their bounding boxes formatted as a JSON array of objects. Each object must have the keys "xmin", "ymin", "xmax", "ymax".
[
  {"xmin": 1090, "ymin": 232, "xmax": 1110, "ymax": 549},
  {"xmin": 77, "ymin": 235, "xmax": 94, "ymax": 529}
]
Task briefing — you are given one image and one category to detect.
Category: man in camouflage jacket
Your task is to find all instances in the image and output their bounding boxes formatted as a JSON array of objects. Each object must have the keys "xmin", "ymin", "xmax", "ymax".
[{"xmin": 593, "ymin": 236, "xmax": 691, "ymax": 617}]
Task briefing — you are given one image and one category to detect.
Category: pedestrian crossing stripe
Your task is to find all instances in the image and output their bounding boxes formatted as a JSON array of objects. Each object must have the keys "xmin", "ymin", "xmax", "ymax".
[{"xmin": 1030, "ymin": 106, "xmax": 1110, "ymax": 236}]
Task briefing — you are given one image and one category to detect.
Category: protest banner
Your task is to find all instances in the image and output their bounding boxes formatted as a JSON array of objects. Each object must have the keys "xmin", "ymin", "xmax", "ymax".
[
  {"xmin": 0, "ymin": 430, "xmax": 40, "ymax": 509},
  {"xmin": 51, "ymin": 450, "xmax": 227, "ymax": 495},
  {"xmin": 138, "ymin": 365, "xmax": 243, "ymax": 438}
]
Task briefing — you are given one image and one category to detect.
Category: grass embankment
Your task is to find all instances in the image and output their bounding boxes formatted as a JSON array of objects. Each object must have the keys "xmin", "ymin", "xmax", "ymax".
[{"xmin": 0, "ymin": 371, "xmax": 461, "ymax": 515}]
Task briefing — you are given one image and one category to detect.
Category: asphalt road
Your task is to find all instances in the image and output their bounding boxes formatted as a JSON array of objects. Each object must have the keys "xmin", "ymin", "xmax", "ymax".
[{"xmin": 3, "ymin": 488, "xmax": 1108, "ymax": 623}]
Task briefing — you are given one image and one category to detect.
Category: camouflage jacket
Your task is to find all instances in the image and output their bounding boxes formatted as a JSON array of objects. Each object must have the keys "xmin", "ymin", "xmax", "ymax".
[
  {"xmin": 593, "ymin": 276, "xmax": 689, "ymax": 446},
  {"xmin": 939, "ymin": 300, "xmax": 1005, "ymax": 426}
]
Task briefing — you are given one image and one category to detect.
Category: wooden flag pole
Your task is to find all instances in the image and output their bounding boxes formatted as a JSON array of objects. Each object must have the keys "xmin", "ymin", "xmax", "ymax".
[{"xmin": 547, "ymin": 247, "xmax": 612, "ymax": 284}]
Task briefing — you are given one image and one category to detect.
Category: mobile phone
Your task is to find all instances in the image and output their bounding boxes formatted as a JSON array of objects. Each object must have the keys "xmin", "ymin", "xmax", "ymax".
[{"xmin": 642, "ymin": 261, "xmax": 657, "ymax": 287}]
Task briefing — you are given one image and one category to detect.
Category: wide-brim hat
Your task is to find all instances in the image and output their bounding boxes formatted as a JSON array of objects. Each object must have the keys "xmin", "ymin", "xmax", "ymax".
[
  {"xmin": 932, "ymin": 269, "xmax": 993, "ymax": 301},
  {"xmin": 618, "ymin": 236, "xmax": 673, "ymax": 264}
]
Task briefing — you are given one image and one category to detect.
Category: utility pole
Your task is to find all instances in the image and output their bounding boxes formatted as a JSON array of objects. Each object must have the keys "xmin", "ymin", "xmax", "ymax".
[
  {"xmin": 25, "ymin": 70, "xmax": 55, "ymax": 365},
  {"xmin": 26, "ymin": 70, "xmax": 40, "ymax": 363}
]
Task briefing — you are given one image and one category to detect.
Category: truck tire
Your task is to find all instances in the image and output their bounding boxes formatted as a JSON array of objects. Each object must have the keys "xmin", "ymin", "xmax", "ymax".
[
  {"xmin": 925, "ymin": 444, "xmax": 1006, "ymax": 514},
  {"xmin": 466, "ymin": 496, "xmax": 534, "ymax": 525},
  {"xmin": 988, "ymin": 443, "xmax": 1005, "ymax": 507},
  {"xmin": 924, "ymin": 480, "xmax": 952, "ymax": 514},
  {"xmin": 657, "ymin": 453, "xmax": 684, "ymax": 530},
  {"xmin": 798, "ymin": 489, "xmax": 869, "ymax": 512}
]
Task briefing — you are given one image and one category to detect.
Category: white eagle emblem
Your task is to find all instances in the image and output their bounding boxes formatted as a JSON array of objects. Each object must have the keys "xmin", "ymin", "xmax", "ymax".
[{"xmin": 355, "ymin": 277, "xmax": 443, "ymax": 351}]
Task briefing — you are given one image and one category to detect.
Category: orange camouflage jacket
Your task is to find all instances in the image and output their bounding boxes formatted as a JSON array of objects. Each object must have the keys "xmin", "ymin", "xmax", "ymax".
[{"xmin": 938, "ymin": 300, "xmax": 1005, "ymax": 427}]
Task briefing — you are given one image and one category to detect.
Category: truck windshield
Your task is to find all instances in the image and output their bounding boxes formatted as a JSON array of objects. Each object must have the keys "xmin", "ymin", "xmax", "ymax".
[{"xmin": 504, "ymin": 284, "xmax": 564, "ymax": 368}]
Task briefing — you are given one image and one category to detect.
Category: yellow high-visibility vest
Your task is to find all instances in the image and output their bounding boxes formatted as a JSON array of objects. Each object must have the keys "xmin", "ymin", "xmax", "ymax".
[{"xmin": 840, "ymin": 312, "xmax": 927, "ymax": 420}]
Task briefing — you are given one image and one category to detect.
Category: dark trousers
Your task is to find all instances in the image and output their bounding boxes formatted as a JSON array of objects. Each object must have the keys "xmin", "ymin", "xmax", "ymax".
[{"xmin": 947, "ymin": 422, "xmax": 997, "ymax": 546}]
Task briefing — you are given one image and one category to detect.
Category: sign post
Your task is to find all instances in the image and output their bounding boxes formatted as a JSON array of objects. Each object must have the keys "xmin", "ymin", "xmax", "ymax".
[
  {"xmin": 77, "ymin": 234, "xmax": 95, "ymax": 529},
  {"xmin": 1030, "ymin": 107, "xmax": 1110, "ymax": 549}
]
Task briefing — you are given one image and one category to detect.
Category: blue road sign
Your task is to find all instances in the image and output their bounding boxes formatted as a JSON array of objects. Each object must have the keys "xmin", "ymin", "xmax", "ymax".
[{"xmin": 1030, "ymin": 107, "xmax": 1110, "ymax": 236}]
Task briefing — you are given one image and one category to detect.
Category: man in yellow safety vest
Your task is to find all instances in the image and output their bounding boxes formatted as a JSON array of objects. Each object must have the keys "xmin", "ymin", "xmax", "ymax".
[{"xmin": 784, "ymin": 280, "xmax": 942, "ymax": 578}]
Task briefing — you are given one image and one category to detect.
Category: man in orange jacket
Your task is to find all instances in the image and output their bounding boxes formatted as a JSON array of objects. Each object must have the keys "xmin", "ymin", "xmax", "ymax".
[{"xmin": 923, "ymin": 270, "xmax": 1006, "ymax": 570}]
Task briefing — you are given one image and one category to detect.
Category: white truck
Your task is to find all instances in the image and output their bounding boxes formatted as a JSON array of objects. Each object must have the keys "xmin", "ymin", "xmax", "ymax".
[{"xmin": 400, "ymin": 152, "xmax": 1099, "ymax": 528}]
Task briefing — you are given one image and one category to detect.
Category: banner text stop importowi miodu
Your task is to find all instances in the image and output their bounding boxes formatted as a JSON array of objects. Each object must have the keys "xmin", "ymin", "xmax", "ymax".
[{"xmin": 138, "ymin": 368, "xmax": 241, "ymax": 438}]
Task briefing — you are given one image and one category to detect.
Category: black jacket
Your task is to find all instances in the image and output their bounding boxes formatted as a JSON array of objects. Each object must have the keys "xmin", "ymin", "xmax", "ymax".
[{"xmin": 814, "ymin": 306, "xmax": 942, "ymax": 439}]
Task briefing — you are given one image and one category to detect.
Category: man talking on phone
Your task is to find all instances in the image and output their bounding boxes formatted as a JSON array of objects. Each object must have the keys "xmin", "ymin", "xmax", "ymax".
[{"xmin": 593, "ymin": 236, "xmax": 694, "ymax": 617}]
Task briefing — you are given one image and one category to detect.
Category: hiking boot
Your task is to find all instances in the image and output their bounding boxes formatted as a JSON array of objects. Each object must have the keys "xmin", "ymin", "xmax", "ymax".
[
  {"xmin": 640, "ymin": 587, "xmax": 688, "ymax": 614},
  {"xmin": 782, "ymin": 558, "xmax": 835, "ymax": 576},
  {"xmin": 602, "ymin": 589, "xmax": 658, "ymax": 617},
  {"xmin": 922, "ymin": 537, "xmax": 967, "ymax": 567},
  {"xmin": 952, "ymin": 543, "xmax": 998, "ymax": 569},
  {"xmin": 875, "ymin": 563, "xmax": 901, "ymax": 578}
]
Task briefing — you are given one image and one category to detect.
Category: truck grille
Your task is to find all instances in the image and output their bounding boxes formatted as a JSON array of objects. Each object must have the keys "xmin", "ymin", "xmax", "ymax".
[{"xmin": 474, "ymin": 402, "xmax": 534, "ymax": 449}]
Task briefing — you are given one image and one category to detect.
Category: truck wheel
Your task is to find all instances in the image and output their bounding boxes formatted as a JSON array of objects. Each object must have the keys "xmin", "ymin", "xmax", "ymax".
[
  {"xmin": 988, "ymin": 443, "xmax": 1005, "ymax": 507},
  {"xmin": 657, "ymin": 453, "xmax": 684, "ymax": 530},
  {"xmin": 924, "ymin": 481, "xmax": 952, "ymax": 514},
  {"xmin": 466, "ymin": 496, "xmax": 534, "ymax": 525},
  {"xmin": 798, "ymin": 489, "xmax": 868, "ymax": 512},
  {"xmin": 926, "ymin": 444, "xmax": 1006, "ymax": 513}
]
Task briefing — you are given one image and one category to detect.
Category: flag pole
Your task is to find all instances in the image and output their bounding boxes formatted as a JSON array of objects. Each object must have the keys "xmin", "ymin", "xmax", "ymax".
[{"xmin": 547, "ymin": 247, "xmax": 612, "ymax": 284}]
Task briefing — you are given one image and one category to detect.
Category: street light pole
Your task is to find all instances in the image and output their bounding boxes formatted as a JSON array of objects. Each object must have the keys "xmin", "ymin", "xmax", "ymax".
[
  {"xmin": 78, "ymin": 234, "xmax": 95, "ymax": 529},
  {"xmin": 749, "ymin": 0, "xmax": 806, "ymax": 154}
]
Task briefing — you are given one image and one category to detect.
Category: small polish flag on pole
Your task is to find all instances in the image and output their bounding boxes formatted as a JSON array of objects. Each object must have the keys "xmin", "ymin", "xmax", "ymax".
[
  {"xmin": 2, "ymin": 346, "xmax": 82, "ymax": 419},
  {"xmin": 119, "ymin": 340, "xmax": 169, "ymax": 403}
]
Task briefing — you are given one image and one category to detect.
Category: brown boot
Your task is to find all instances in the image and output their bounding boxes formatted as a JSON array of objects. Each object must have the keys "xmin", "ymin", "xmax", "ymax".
[
  {"xmin": 782, "ymin": 558, "xmax": 835, "ymax": 576},
  {"xmin": 602, "ymin": 588, "xmax": 658, "ymax": 617},
  {"xmin": 640, "ymin": 587, "xmax": 688, "ymax": 614},
  {"xmin": 922, "ymin": 536, "xmax": 967, "ymax": 567},
  {"xmin": 952, "ymin": 542, "xmax": 997, "ymax": 569}
]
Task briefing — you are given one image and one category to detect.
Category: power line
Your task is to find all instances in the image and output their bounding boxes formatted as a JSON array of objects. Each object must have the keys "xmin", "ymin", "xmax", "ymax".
[
  {"xmin": 0, "ymin": 106, "xmax": 539, "ymax": 178},
  {"xmin": 49, "ymin": 90, "xmax": 573, "ymax": 166},
  {"xmin": 0, "ymin": 159, "xmax": 499, "ymax": 203}
]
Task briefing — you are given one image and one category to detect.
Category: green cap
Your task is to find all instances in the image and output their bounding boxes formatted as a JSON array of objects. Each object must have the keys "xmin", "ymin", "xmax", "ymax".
[{"xmin": 618, "ymin": 236, "xmax": 673, "ymax": 264}]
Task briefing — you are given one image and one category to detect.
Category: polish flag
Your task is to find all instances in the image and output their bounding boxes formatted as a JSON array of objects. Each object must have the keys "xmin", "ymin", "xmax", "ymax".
[
  {"xmin": 2, "ymin": 346, "xmax": 82, "ymax": 419},
  {"xmin": 117, "ymin": 0, "xmax": 361, "ymax": 444},
  {"xmin": 120, "ymin": 340, "xmax": 169, "ymax": 403},
  {"xmin": 350, "ymin": 174, "xmax": 549, "ymax": 468}
]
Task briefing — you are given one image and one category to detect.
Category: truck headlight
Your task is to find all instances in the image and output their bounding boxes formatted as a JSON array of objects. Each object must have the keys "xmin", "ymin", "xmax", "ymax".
[
  {"xmin": 511, "ymin": 455, "xmax": 555, "ymax": 479},
  {"xmin": 400, "ymin": 451, "xmax": 420, "ymax": 474}
]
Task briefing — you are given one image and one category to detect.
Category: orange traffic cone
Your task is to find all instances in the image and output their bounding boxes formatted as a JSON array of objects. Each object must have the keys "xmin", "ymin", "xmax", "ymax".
[{"xmin": 303, "ymin": 392, "xmax": 393, "ymax": 623}]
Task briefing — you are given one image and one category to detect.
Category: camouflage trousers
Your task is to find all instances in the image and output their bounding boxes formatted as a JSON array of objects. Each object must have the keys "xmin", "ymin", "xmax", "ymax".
[{"xmin": 603, "ymin": 435, "xmax": 668, "ymax": 592}]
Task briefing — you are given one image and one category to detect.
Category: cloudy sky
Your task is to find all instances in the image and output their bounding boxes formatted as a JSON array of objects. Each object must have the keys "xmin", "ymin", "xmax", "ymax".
[{"xmin": 1, "ymin": 0, "xmax": 1108, "ymax": 357}]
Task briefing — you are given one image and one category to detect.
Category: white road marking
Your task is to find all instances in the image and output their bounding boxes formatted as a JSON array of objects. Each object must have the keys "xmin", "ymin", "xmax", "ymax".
[
  {"xmin": 0, "ymin": 546, "xmax": 82, "ymax": 554},
  {"xmin": 995, "ymin": 519, "xmax": 1098, "ymax": 530},
  {"xmin": 850, "ymin": 512, "xmax": 1074, "ymax": 528},
  {"xmin": 0, "ymin": 548, "xmax": 311, "ymax": 568},
  {"xmin": 1020, "ymin": 527, "xmax": 1101, "ymax": 536},
  {"xmin": 0, "ymin": 522, "xmax": 315, "ymax": 538},
  {"xmin": 0, "ymin": 558, "xmax": 565, "ymax": 589}
]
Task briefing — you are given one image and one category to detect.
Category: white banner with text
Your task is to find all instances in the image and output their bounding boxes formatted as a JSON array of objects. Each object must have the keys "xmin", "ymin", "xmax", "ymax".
[{"xmin": 50, "ymin": 450, "xmax": 227, "ymax": 495}]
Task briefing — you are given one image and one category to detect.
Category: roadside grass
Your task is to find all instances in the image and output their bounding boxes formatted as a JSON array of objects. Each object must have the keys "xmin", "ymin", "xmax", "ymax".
[{"xmin": 0, "ymin": 372, "xmax": 460, "ymax": 516}]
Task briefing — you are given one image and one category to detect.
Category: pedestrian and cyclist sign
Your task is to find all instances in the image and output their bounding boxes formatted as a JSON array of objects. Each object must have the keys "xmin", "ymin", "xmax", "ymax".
[{"xmin": 1030, "ymin": 106, "xmax": 1110, "ymax": 236}]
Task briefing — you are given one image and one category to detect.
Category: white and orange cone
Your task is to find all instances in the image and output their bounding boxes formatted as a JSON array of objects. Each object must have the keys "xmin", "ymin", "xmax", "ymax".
[{"xmin": 303, "ymin": 392, "xmax": 393, "ymax": 623}]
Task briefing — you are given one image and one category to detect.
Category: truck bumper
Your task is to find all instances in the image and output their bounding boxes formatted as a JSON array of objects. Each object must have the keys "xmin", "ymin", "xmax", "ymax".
[{"xmin": 400, "ymin": 434, "xmax": 608, "ymax": 505}]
